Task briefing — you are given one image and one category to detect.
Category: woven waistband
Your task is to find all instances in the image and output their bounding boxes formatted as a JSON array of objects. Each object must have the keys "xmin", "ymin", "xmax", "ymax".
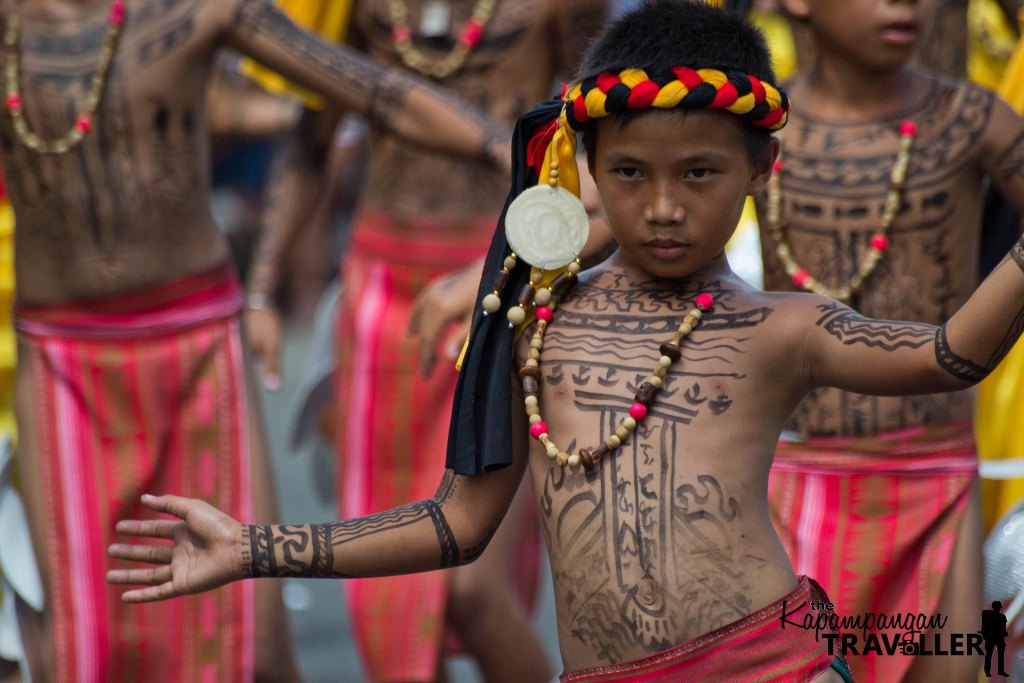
[
  {"xmin": 16, "ymin": 263, "xmax": 243, "ymax": 340},
  {"xmin": 773, "ymin": 420, "xmax": 977, "ymax": 475}
]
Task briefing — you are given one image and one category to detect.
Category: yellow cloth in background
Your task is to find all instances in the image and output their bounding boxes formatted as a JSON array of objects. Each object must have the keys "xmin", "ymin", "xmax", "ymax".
[
  {"xmin": 968, "ymin": 0, "xmax": 1017, "ymax": 90},
  {"xmin": 974, "ymin": 24, "xmax": 1024, "ymax": 531},
  {"xmin": 239, "ymin": 0, "xmax": 354, "ymax": 109},
  {"xmin": 0, "ymin": 200, "xmax": 14, "ymax": 443}
]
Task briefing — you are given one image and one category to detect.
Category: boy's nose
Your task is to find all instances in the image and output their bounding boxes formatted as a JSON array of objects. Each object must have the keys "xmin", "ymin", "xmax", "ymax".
[{"xmin": 643, "ymin": 189, "xmax": 684, "ymax": 225}]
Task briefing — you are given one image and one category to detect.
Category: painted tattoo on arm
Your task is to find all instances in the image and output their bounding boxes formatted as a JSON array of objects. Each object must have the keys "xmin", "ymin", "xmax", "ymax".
[
  {"xmin": 814, "ymin": 302, "xmax": 935, "ymax": 351},
  {"xmin": 231, "ymin": 0, "xmax": 508, "ymax": 165},
  {"xmin": 933, "ymin": 237, "xmax": 1024, "ymax": 383},
  {"xmin": 240, "ymin": 494, "xmax": 463, "ymax": 578}
]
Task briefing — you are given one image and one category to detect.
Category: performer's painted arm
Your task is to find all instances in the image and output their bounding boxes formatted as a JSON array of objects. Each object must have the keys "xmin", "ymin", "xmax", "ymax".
[
  {"xmin": 804, "ymin": 236, "xmax": 1024, "ymax": 395},
  {"xmin": 107, "ymin": 385, "xmax": 530, "ymax": 602},
  {"xmin": 218, "ymin": 0, "xmax": 509, "ymax": 171},
  {"xmin": 244, "ymin": 107, "xmax": 351, "ymax": 389}
]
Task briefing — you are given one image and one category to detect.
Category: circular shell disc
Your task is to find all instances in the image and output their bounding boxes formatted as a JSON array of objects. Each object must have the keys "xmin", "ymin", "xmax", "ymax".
[{"xmin": 504, "ymin": 185, "xmax": 590, "ymax": 270}]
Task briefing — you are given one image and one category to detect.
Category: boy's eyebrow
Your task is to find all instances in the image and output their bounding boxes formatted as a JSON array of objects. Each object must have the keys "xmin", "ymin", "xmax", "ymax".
[{"xmin": 602, "ymin": 150, "xmax": 729, "ymax": 165}]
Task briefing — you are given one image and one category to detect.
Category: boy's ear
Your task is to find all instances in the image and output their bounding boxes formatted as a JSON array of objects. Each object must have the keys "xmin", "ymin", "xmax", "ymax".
[
  {"xmin": 778, "ymin": 0, "xmax": 810, "ymax": 20},
  {"xmin": 748, "ymin": 136, "xmax": 780, "ymax": 196}
]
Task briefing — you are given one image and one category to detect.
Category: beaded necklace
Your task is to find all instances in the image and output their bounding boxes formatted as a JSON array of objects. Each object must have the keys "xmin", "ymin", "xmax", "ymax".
[
  {"xmin": 387, "ymin": 0, "xmax": 496, "ymax": 80},
  {"xmin": 4, "ymin": 0, "xmax": 126, "ymax": 155},
  {"xmin": 521, "ymin": 289, "xmax": 714, "ymax": 470},
  {"xmin": 766, "ymin": 119, "xmax": 917, "ymax": 304}
]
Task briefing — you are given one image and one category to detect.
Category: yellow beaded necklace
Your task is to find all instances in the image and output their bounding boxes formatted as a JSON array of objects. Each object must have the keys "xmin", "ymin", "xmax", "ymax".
[
  {"xmin": 4, "ymin": 0, "xmax": 126, "ymax": 155},
  {"xmin": 387, "ymin": 0, "xmax": 496, "ymax": 80},
  {"xmin": 766, "ymin": 120, "xmax": 917, "ymax": 304}
]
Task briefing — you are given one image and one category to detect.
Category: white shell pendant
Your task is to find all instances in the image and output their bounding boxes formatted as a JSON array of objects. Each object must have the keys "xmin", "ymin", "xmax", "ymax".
[{"xmin": 504, "ymin": 185, "xmax": 590, "ymax": 270}]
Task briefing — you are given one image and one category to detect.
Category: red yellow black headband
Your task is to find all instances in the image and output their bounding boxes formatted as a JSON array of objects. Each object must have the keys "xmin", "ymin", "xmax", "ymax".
[{"xmin": 534, "ymin": 67, "xmax": 789, "ymax": 198}]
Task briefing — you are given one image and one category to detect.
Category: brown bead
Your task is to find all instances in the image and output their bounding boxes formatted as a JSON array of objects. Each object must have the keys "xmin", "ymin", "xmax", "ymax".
[
  {"xmin": 578, "ymin": 448, "xmax": 594, "ymax": 468},
  {"xmin": 518, "ymin": 365, "xmax": 542, "ymax": 380},
  {"xmin": 521, "ymin": 375, "xmax": 539, "ymax": 395},
  {"xmin": 493, "ymin": 270, "xmax": 510, "ymax": 292},
  {"xmin": 635, "ymin": 381, "xmax": 657, "ymax": 406},
  {"xmin": 517, "ymin": 284, "xmax": 535, "ymax": 306},
  {"xmin": 550, "ymin": 273, "xmax": 574, "ymax": 295},
  {"xmin": 659, "ymin": 343, "xmax": 682, "ymax": 362}
]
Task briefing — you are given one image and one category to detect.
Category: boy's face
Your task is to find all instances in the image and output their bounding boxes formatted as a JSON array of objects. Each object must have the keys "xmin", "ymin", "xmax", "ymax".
[
  {"xmin": 782, "ymin": 0, "xmax": 927, "ymax": 71},
  {"xmin": 588, "ymin": 109, "xmax": 774, "ymax": 280}
]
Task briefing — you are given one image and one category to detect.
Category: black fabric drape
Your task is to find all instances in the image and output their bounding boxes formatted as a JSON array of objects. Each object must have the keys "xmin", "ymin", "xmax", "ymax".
[{"xmin": 444, "ymin": 99, "xmax": 564, "ymax": 474}]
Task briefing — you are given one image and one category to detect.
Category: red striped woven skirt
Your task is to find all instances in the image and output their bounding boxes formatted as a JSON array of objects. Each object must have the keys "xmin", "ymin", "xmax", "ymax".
[
  {"xmin": 335, "ymin": 210, "xmax": 541, "ymax": 681},
  {"xmin": 769, "ymin": 420, "xmax": 978, "ymax": 682},
  {"xmin": 15, "ymin": 264, "xmax": 255, "ymax": 683}
]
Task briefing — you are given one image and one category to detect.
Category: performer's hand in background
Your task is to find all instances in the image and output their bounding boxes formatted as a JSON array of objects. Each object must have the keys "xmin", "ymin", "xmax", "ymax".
[
  {"xmin": 107, "ymin": 494, "xmax": 244, "ymax": 603},
  {"xmin": 245, "ymin": 306, "xmax": 284, "ymax": 391},
  {"xmin": 407, "ymin": 258, "xmax": 484, "ymax": 377}
]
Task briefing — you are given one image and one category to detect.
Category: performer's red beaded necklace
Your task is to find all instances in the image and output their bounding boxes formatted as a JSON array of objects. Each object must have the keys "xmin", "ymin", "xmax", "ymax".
[
  {"xmin": 4, "ymin": 0, "xmax": 126, "ymax": 154},
  {"xmin": 765, "ymin": 120, "xmax": 917, "ymax": 304}
]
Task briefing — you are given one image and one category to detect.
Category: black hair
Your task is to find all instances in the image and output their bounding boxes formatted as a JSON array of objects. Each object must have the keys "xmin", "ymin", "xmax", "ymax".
[{"xmin": 577, "ymin": 0, "xmax": 777, "ymax": 163}]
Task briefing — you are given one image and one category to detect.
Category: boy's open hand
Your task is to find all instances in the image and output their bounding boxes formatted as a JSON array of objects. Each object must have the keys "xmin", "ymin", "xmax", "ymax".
[{"xmin": 107, "ymin": 494, "xmax": 244, "ymax": 603}]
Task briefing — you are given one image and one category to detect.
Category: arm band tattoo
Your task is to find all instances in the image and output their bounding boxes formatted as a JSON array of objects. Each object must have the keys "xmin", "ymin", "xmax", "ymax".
[
  {"xmin": 425, "ymin": 500, "xmax": 460, "ymax": 568},
  {"xmin": 242, "ymin": 524, "xmax": 275, "ymax": 578},
  {"xmin": 934, "ymin": 325, "xmax": 990, "ymax": 383}
]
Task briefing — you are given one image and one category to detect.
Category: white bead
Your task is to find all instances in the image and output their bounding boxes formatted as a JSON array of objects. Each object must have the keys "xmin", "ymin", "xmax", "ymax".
[
  {"xmin": 608, "ymin": 435, "xmax": 621, "ymax": 448},
  {"xmin": 649, "ymin": 375, "xmax": 663, "ymax": 388},
  {"xmin": 547, "ymin": 446, "xmax": 559, "ymax": 459},
  {"xmin": 529, "ymin": 414, "xmax": 543, "ymax": 424},
  {"xmin": 568, "ymin": 453, "xmax": 581, "ymax": 467},
  {"xmin": 659, "ymin": 355, "xmax": 673, "ymax": 368},
  {"xmin": 524, "ymin": 395, "xmax": 538, "ymax": 407},
  {"xmin": 482, "ymin": 293, "xmax": 501, "ymax": 313},
  {"xmin": 623, "ymin": 417, "xmax": 637, "ymax": 430},
  {"xmin": 534, "ymin": 288, "xmax": 552, "ymax": 306},
  {"xmin": 507, "ymin": 306, "xmax": 527, "ymax": 326}
]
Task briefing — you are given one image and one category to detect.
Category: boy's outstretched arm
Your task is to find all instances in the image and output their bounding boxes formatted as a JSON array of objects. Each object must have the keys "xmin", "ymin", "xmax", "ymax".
[
  {"xmin": 107, "ymin": 440, "xmax": 528, "ymax": 603},
  {"xmin": 216, "ymin": 0, "xmax": 509, "ymax": 171},
  {"xmin": 804, "ymin": 236, "xmax": 1024, "ymax": 396}
]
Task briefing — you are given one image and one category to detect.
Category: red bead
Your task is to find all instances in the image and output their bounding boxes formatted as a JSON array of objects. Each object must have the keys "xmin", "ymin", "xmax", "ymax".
[
  {"xmin": 695, "ymin": 292, "xmax": 714, "ymax": 311},
  {"xmin": 529, "ymin": 422, "xmax": 548, "ymax": 440},
  {"xmin": 773, "ymin": 159, "xmax": 782, "ymax": 173},
  {"xmin": 870, "ymin": 234, "xmax": 890, "ymax": 251},
  {"xmin": 899, "ymin": 120, "xmax": 917, "ymax": 137},
  {"xmin": 392, "ymin": 25, "xmax": 411, "ymax": 43},
  {"xmin": 535, "ymin": 306, "xmax": 553, "ymax": 323},
  {"xmin": 109, "ymin": 0, "xmax": 125, "ymax": 25},
  {"xmin": 76, "ymin": 115, "xmax": 92, "ymax": 133},
  {"xmin": 460, "ymin": 19, "xmax": 483, "ymax": 47},
  {"xmin": 792, "ymin": 269, "xmax": 810, "ymax": 287},
  {"xmin": 5, "ymin": 94, "xmax": 20, "ymax": 112},
  {"xmin": 628, "ymin": 402, "xmax": 648, "ymax": 421}
]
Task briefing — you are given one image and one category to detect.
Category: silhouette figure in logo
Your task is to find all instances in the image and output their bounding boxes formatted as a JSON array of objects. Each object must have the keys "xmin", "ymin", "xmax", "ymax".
[{"xmin": 981, "ymin": 600, "xmax": 1010, "ymax": 677}]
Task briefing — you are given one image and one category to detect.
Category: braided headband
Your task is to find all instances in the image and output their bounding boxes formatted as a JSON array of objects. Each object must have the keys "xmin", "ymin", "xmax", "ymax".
[{"xmin": 534, "ymin": 67, "xmax": 789, "ymax": 198}]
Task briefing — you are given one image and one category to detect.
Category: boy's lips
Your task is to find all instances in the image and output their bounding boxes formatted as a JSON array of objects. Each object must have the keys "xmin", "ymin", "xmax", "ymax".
[
  {"xmin": 879, "ymin": 20, "xmax": 919, "ymax": 46},
  {"xmin": 643, "ymin": 238, "xmax": 690, "ymax": 259}
]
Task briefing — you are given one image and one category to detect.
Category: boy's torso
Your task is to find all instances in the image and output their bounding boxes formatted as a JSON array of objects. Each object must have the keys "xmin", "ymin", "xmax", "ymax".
[
  {"xmin": 0, "ymin": 0, "xmax": 233, "ymax": 305},
  {"xmin": 519, "ymin": 264, "xmax": 809, "ymax": 669},
  {"xmin": 758, "ymin": 74, "xmax": 991, "ymax": 437}
]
